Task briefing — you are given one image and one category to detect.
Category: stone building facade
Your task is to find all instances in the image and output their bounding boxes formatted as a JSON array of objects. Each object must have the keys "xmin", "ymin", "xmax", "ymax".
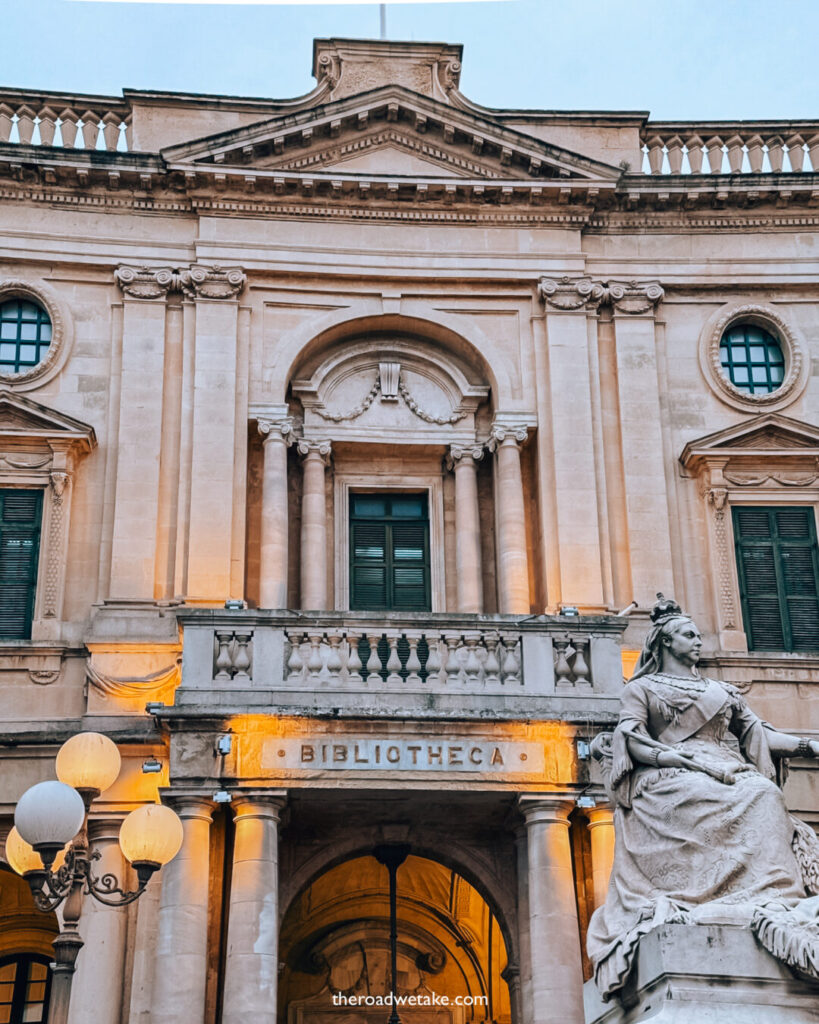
[{"xmin": 0, "ymin": 36, "xmax": 818, "ymax": 1024}]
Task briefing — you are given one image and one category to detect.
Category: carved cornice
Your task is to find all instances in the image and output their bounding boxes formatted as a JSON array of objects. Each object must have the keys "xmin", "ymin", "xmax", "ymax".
[
  {"xmin": 538, "ymin": 276, "xmax": 664, "ymax": 315},
  {"xmin": 115, "ymin": 264, "xmax": 246, "ymax": 300}
]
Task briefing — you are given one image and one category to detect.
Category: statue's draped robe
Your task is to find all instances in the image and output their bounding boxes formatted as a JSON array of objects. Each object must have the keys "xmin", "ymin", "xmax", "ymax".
[{"xmin": 587, "ymin": 675, "xmax": 819, "ymax": 999}]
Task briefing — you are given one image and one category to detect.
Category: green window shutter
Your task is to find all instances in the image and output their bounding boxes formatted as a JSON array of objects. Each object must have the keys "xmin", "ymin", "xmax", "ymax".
[
  {"xmin": 349, "ymin": 495, "xmax": 431, "ymax": 612},
  {"xmin": 0, "ymin": 489, "xmax": 43, "ymax": 640},
  {"xmin": 733, "ymin": 506, "xmax": 819, "ymax": 652}
]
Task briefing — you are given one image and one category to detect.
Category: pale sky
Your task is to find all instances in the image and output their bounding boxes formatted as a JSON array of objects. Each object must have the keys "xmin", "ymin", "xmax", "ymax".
[{"xmin": 6, "ymin": 0, "xmax": 819, "ymax": 119}]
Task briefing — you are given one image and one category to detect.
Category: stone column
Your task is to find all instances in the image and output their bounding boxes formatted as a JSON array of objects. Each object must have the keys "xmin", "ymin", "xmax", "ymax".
[
  {"xmin": 586, "ymin": 804, "xmax": 616, "ymax": 910},
  {"xmin": 518, "ymin": 795, "xmax": 585, "ymax": 1024},
  {"xmin": 66, "ymin": 819, "xmax": 128, "ymax": 1024},
  {"xmin": 298, "ymin": 439, "xmax": 331, "ymax": 610},
  {"xmin": 258, "ymin": 418, "xmax": 294, "ymax": 608},
  {"xmin": 447, "ymin": 444, "xmax": 484, "ymax": 613},
  {"xmin": 490, "ymin": 425, "xmax": 530, "ymax": 614},
  {"xmin": 150, "ymin": 796, "xmax": 214, "ymax": 1024},
  {"xmin": 221, "ymin": 793, "xmax": 287, "ymax": 1024}
]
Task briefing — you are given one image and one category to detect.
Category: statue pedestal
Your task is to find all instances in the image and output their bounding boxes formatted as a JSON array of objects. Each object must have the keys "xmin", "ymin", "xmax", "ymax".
[{"xmin": 584, "ymin": 923, "xmax": 819, "ymax": 1023}]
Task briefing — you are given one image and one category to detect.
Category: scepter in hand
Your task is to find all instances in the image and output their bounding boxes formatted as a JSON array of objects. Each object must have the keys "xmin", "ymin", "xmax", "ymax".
[{"xmin": 620, "ymin": 727, "xmax": 737, "ymax": 785}]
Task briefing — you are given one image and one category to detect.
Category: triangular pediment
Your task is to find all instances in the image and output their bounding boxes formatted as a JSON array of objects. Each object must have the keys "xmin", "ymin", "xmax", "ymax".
[
  {"xmin": 0, "ymin": 391, "xmax": 96, "ymax": 450},
  {"xmin": 680, "ymin": 414, "xmax": 819, "ymax": 474},
  {"xmin": 162, "ymin": 85, "xmax": 622, "ymax": 188}
]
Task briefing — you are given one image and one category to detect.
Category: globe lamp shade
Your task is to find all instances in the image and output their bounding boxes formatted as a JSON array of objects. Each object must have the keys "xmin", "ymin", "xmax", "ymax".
[
  {"xmin": 56, "ymin": 732, "xmax": 121, "ymax": 795},
  {"xmin": 14, "ymin": 781, "xmax": 85, "ymax": 867},
  {"xmin": 119, "ymin": 804, "xmax": 183, "ymax": 869},
  {"xmin": 5, "ymin": 827, "xmax": 67, "ymax": 876}
]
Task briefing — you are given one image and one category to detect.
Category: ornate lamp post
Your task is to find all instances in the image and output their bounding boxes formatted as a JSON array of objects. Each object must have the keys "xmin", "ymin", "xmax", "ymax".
[
  {"xmin": 5, "ymin": 732, "xmax": 183, "ymax": 1024},
  {"xmin": 373, "ymin": 844, "xmax": 410, "ymax": 1024}
]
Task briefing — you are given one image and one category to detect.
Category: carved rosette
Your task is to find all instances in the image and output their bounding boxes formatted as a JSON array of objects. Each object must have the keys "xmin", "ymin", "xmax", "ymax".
[{"xmin": 538, "ymin": 276, "xmax": 664, "ymax": 315}]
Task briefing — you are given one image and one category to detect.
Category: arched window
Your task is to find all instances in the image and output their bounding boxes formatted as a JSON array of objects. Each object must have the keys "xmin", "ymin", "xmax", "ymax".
[
  {"xmin": 719, "ymin": 323, "xmax": 785, "ymax": 395},
  {"xmin": 0, "ymin": 299, "xmax": 53, "ymax": 374},
  {"xmin": 0, "ymin": 955, "xmax": 52, "ymax": 1024}
]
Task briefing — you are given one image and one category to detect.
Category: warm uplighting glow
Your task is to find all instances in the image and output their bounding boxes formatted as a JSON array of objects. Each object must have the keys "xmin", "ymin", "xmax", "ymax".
[
  {"xmin": 119, "ymin": 804, "xmax": 183, "ymax": 866},
  {"xmin": 5, "ymin": 827, "xmax": 68, "ymax": 876},
  {"xmin": 56, "ymin": 732, "xmax": 122, "ymax": 794},
  {"xmin": 14, "ymin": 781, "xmax": 85, "ymax": 848}
]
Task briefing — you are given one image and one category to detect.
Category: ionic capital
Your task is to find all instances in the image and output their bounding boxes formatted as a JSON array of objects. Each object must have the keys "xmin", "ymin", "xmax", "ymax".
[
  {"xmin": 487, "ymin": 423, "xmax": 529, "ymax": 451},
  {"xmin": 114, "ymin": 265, "xmax": 183, "ymax": 300},
  {"xmin": 445, "ymin": 442, "xmax": 484, "ymax": 471},
  {"xmin": 115, "ymin": 263, "xmax": 246, "ymax": 301},
  {"xmin": 297, "ymin": 438, "xmax": 332, "ymax": 463},
  {"xmin": 183, "ymin": 264, "xmax": 246, "ymax": 300},
  {"xmin": 606, "ymin": 279, "xmax": 664, "ymax": 315},
  {"xmin": 538, "ymin": 275, "xmax": 606, "ymax": 311},
  {"xmin": 258, "ymin": 417, "xmax": 295, "ymax": 446}
]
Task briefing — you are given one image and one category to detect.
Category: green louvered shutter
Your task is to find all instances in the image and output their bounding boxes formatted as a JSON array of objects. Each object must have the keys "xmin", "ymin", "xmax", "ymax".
[
  {"xmin": 0, "ymin": 489, "xmax": 43, "ymax": 639},
  {"xmin": 733, "ymin": 506, "xmax": 819, "ymax": 652},
  {"xmin": 350, "ymin": 494, "xmax": 430, "ymax": 611}
]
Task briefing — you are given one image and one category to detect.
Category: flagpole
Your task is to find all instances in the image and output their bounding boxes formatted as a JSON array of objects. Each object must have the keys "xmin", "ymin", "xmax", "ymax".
[{"xmin": 380, "ymin": 3, "xmax": 386, "ymax": 39}]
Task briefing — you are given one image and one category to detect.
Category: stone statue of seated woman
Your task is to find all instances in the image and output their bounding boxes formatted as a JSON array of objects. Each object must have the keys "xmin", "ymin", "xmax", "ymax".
[{"xmin": 588, "ymin": 594, "xmax": 819, "ymax": 999}]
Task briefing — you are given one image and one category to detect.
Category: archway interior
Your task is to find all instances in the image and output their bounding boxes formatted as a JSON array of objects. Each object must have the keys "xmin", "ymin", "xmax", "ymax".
[{"xmin": 279, "ymin": 853, "xmax": 511, "ymax": 1023}]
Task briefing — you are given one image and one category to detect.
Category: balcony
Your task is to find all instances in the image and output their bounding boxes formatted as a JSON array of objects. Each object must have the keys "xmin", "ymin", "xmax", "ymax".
[{"xmin": 174, "ymin": 610, "xmax": 627, "ymax": 720}]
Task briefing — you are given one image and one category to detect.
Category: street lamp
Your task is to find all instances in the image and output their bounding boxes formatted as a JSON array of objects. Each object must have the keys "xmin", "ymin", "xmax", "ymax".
[{"xmin": 7, "ymin": 732, "xmax": 183, "ymax": 1024}]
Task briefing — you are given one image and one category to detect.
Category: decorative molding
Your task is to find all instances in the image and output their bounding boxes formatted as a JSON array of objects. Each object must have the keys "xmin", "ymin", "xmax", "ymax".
[
  {"xmin": 708, "ymin": 486, "xmax": 737, "ymax": 631},
  {"xmin": 698, "ymin": 302, "xmax": 807, "ymax": 413},
  {"xmin": 297, "ymin": 438, "xmax": 332, "ymax": 461},
  {"xmin": 723, "ymin": 467, "xmax": 819, "ymax": 487},
  {"xmin": 115, "ymin": 264, "xmax": 246, "ymax": 301},
  {"xmin": 538, "ymin": 276, "xmax": 664, "ymax": 315},
  {"xmin": 28, "ymin": 668, "xmax": 60, "ymax": 685},
  {"xmin": 0, "ymin": 278, "xmax": 71, "ymax": 390},
  {"xmin": 86, "ymin": 658, "xmax": 181, "ymax": 702},
  {"xmin": 0, "ymin": 453, "xmax": 51, "ymax": 470},
  {"xmin": 42, "ymin": 470, "xmax": 71, "ymax": 619},
  {"xmin": 378, "ymin": 362, "xmax": 400, "ymax": 401},
  {"xmin": 488, "ymin": 424, "xmax": 529, "ymax": 450},
  {"xmin": 313, "ymin": 372, "xmax": 380, "ymax": 422}
]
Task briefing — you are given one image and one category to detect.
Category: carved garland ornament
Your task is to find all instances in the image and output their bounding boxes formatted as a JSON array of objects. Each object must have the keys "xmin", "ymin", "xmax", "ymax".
[
  {"xmin": 87, "ymin": 659, "xmax": 181, "ymax": 702},
  {"xmin": 701, "ymin": 303, "xmax": 805, "ymax": 412},
  {"xmin": 313, "ymin": 366, "xmax": 467, "ymax": 426}
]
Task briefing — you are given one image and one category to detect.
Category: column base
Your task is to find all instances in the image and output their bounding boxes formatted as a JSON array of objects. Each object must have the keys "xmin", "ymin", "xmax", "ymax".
[{"xmin": 584, "ymin": 923, "xmax": 819, "ymax": 1023}]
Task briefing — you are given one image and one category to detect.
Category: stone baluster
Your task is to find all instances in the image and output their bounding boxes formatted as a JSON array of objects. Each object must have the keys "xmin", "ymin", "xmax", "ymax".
[
  {"xmin": 766, "ymin": 135, "xmax": 784, "ymax": 173},
  {"xmin": 484, "ymin": 633, "xmax": 501, "ymax": 685},
  {"xmin": 346, "ymin": 632, "xmax": 363, "ymax": 683},
  {"xmin": 571, "ymin": 639, "xmax": 590, "ymax": 687},
  {"xmin": 297, "ymin": 439, "xmax": 331, "ymax": 610},
  {"xmin": 705, "ymin": 135, "xmax": 724, "ymax": 173},
  {"xmin": 81, "ymin": 110, "xmax": 100, "ymax": 149},
  {"xmin": 685, "ymin": 135, "xmax": 704, "ymax": 173},
  {"xmin": 726, "ymin": 133, "xmax": 744, "ymax": 173},
  {"xmin": 500, "ymin": 635, "xmax": 521, "ymax": 686},
  {"xmin": 425, "ymin": 634, "xmax": 442, "ymax": 684},
  {"xmin": 16, "ymin": 105, "xmax": 35, "ymax": 145},
  {"xmin": 808, "ymin": 133, "xmax": 819, "ymax": 173},
  {"xmin": 366, "ymin": 634, "xmax": 383, "ymax": 685},
  {"xmin": 746, "ymin": 134, "xmax": 764, "ymax": 173},
  {"xmin": 306, "ymin": 632, "xmax": 324, "ymax": 680},
  {"xmin": 222, "ymin": 793, "xmax": 287, "ymax": 1024},
  {"xmin": 385, "ymin": 635, "xmax": 402, "ymax": 684},
  {"xmin": 233, "ymin": 633, "xmax": 252, "ymax": 683},
  {"xmin": 585, "ymin": 804, "xmax": 616, "ymax": 911},
  {"xmin": 286, "ymin": 632, "xmax": 304, "ymax": 684},
  {"xmin": 258, "ymin": 418, "xmax": 294, "ymax": 609},
  {"xmin": 646, "ymin": 135, "xmax": 664, "ymax": 174},
  {"xmin": 518, "ymin": 795, "xmax": 585, "ymax": 1024},
  {"xmin": 463, "ymin": 632, "xmax": 482, "ymax": 684},
  {"xmin": 444, "ymin": 634, "xmax": 461, "ymax": 684},
  {"xmin": 38, "ymin": 106, "xmax": 57, "ymax": 146},
  {"xmin": 214, "ymin": 631, "xmax": 233, "ymax": 681},
  {"xmin": 0, "ymin": 104, "xmax": 12, "ymax": 142},
  {"xmin": 489, "ymin": 424, "xmax": 531, "ymax": 614},
  {"xmin": 665, "ymin": 135, "xmax": 684, "ymax": 173},
  {"xmin": 102, "ymin": 111, "xmax": 122, "ymax": 151},
  {"xmin": 405, "ymin": 633, "xmax": 422, "ymax": 685},
  {"xmin": 150, "ymin": 796, "xmax": 214, "ymax": 1024},
  {"xmin": 447, "ymin": 444, "xmax": 484, "ymax": 613},
  {"xmin": 786, "ymin": 134, "xmax": 805, "ymax": 172},
  {"xmin": 326, "ymin": 631, "xmax": 343, "ymax": 683},
  {"xmin": 553, "ymin": 638, "xmax": 572, "ymax": 688}
]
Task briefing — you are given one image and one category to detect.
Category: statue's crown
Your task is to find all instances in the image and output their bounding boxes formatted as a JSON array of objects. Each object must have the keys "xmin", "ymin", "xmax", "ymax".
[{"xmin": 650, "ymin": 592, "xmax": 683, "ymax": 623}]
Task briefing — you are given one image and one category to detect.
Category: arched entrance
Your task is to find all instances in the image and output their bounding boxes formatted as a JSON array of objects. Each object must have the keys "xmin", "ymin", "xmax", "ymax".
[
  {"xmin": 0, "ymin": 864, "xmax": 59, "ymax": 1023},
  {"xmin": 278, "ymin": 852, "xmax": 511, "ymax": 1023}
]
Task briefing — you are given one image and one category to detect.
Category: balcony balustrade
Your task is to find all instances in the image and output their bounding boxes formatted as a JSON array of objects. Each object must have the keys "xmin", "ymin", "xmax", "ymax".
[
  {"xmin": 639, "ymin": 122, "xmax": 819, "ymax": 175},
  {"xmin": 176, "ymin": 610, "xmax": 626, "ymax": 717},
  {"xmin": 0, "ymin": 90, "xmax": 131, "ymax": 151}
]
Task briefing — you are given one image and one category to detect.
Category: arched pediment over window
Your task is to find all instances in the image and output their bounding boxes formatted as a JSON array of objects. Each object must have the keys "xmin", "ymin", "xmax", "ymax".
[{"xmin": 290, "ymin": 333, "xmax": 490, "ymax": 444}]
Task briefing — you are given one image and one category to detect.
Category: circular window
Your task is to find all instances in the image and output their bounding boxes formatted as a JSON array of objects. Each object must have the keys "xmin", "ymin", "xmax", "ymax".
[
  {"xmin": 0, "ymin": 298, "xmax": 53, "ymax": 374},
  {"xmin": 699, "ymin": 303, "xmax": 807, "ymax": 412},
  {"xmin": 719, "ymin": 323, "xmax": 785, "ymax": 395}
]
